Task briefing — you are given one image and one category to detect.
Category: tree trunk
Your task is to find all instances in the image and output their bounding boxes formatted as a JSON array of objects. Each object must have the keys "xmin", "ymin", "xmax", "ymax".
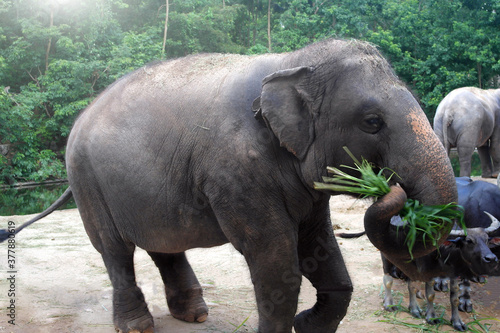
[
  {"xmin": 478, "ymin": 62, "xmax": 482, "ymax": 88},
  {"xmin": 267, "ymin": 0, "xmax": 271, "ymax": 52},
  {"xmin": 162, "ymin": 0, "xmax": 169, "ymax": 58},
  {"xmin": 45, "ymin": 6, "xmax": 54, "ymax": 73}
]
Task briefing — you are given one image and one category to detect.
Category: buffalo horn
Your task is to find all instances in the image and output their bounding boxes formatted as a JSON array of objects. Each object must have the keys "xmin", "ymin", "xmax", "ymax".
[
  {"xmin": 484, "ymin": 211, "xmax": 500, "ymax": 235},
  {"xmin": 448, "ymin": 228, "xmax": 466, "ymax": 237}
]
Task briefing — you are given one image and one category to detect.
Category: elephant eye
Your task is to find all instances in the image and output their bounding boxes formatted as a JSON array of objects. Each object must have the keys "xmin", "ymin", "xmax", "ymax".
[{"xmin": 360, "ymin": 114, "xmax": 384, "ymax": 134}]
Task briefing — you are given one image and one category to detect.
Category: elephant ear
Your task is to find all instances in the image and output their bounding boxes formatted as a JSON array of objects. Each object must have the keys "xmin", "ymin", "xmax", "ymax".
[{"xmin": 253, "ymin": 66, "xmax": 316, "ymax": 159}]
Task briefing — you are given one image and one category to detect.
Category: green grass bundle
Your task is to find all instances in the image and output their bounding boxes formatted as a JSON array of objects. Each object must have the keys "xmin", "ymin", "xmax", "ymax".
[{"xmin": 315, "ymin": 147, "xmax": 465, "ymax": 258}]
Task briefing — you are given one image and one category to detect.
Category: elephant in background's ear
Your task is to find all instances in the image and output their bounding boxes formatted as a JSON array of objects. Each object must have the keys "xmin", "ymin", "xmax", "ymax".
[{"xmin": 433, "ymin": 87, "xmax": 500, "ymax": 178}]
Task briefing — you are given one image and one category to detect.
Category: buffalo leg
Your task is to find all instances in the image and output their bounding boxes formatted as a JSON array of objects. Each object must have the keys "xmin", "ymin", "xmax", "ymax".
[
  {"xmin": 450, "ymin": 279, "xmax": 467, "ymax": 331},
  {"xmin": 458, "ymin": 279, "xmax": 473, "ymax": 313},
  {"xmin": 382, "ymin": 274, "xmax": 397, "ymax": 311},
  {"xmin": 147, "ymin": 251, "xmax": 208, "ymax": 323},
  {"xmin": 424, "ymin": 280, "xmax": 439, "ymax": 325},
  {"xmin": 407, "ymin": 281, "xmax": 422, "ymax": 318}
]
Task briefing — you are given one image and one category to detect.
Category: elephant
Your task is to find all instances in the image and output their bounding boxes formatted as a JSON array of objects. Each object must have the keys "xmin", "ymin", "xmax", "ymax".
[
  {"xmin": 7, "ymin": 39, "xmax": 458, "ymax": 333},
  {"xmin": 433, "ymin": 87, "xmax": 500, "ymax": 178}
]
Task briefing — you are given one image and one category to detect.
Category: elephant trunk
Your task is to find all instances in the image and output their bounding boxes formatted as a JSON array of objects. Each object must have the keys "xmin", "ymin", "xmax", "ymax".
[
  {"xmin": 362, "ymin": 105, "xmax": 460, "ymax": 281},
  {"xmin": 364, "ymin": 185, "xmax": 455, "ymax": 281}
]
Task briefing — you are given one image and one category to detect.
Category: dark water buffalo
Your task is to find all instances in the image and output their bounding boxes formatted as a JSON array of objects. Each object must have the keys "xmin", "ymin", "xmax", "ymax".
[
  {"xmin": 381, "ymin": 177, "xmax": 500, "ymax": 331},
  {"xmin": 4, "ymin": 39, "xmax": 457, "ymax": 333},
  {"xmin": 381, "ymin": 228, "xmax": 498, "ymax": 331},
  {"xmin": 452, "ymin": 177, "xmax": 500, "ymax": 314}
]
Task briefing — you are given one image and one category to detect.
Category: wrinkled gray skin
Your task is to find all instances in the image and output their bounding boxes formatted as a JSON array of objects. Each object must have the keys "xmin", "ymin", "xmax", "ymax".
[
  {"xmin": 433, "ymin": 87, "xmax": 500, "ymax": 178},
  {"xmin": 65, "ymin": 39, "xmax": 457, "ymax": 333}
]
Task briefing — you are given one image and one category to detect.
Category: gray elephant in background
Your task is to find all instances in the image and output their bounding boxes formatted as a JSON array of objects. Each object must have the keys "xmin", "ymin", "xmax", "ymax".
[
  {"xmin": 11, "ymin": 39, "xmax": 458, "ymax": 333},
  {"xmin": 433, "ymin": 87, "xmax": 500, "ymax": 178}
]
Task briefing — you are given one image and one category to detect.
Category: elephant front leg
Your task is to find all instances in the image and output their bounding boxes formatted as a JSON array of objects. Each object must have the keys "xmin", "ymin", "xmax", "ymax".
[
  {"xmin": 243, "ymin": 239, "xmax": 302, "ymax": 333},
  {"xmin": 148, "ymin": 251, "xmax": 208, "ymax": 323},
  {"xmin": 294, "ymin": 223, "xmax": 353, "ymax": 333}
]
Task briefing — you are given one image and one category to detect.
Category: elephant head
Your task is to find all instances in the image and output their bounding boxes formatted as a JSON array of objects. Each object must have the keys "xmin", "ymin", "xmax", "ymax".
[{"xmin": 256, "ymin": 40, "xmax": 457, "ymax": 281}]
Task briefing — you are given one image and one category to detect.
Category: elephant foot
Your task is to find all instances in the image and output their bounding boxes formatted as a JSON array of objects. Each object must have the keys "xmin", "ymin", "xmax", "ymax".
[
  {"xmin": 166, "ymin": 286, "xmax": 208, "ymax": 323},
  {"xmin": 294, "ymin": 309, "xmax": 339, "ymax": 333},
  {"xmin": 115, "ymin": 325, "xmax": 154, "ymax": 333},
  {"xmin": 293, "ymin": 290, "xmax": 350, "ymax": 333},
  {"xmin": 113, "ymin": 286, "xmax": 155, "ymax": 333}
]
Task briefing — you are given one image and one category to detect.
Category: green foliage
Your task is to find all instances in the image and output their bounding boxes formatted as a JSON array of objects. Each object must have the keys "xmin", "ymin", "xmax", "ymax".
[
  {"xmin": 0, "ymin": 184, "xmax": 76, "ymax": 216},
  {"xmin": 1, "ymin": 0, "xmax": 499, "ymax": 184}
]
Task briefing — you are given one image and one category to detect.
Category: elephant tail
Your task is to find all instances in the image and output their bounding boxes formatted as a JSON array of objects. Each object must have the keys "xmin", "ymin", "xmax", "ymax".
[
  {"xmin": 0, "ymin": 187, "xmax": 73, "ymax": 242},
  {"xmin": 442, "ymin": 112, "xmax": 453, "ymax": 154},
  {"xmin": 434, "ymin": 102, "xmax": 453, "ymax": 154},
  {"xmin": 336, "ymin": 231, "xmax": 366, "ymax": 238}
]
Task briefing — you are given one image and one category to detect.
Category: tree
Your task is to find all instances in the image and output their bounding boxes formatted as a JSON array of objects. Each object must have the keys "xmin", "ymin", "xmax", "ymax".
[
  {"xmin": 162, "ymin": 0, "xmax": 169, "ymax": 58},
  {"xmin": 1, "ymin": 0, "xmax": 500, "ymax": 184},
  {"xmin": 267, "ymin": 0, "xmax": 271, "ymax": 51}
]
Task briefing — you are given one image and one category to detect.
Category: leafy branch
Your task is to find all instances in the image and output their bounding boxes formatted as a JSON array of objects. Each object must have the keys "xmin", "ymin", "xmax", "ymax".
[{"xmin": 314, "ymin": 147, "xmax": 465, "ymax": 258}]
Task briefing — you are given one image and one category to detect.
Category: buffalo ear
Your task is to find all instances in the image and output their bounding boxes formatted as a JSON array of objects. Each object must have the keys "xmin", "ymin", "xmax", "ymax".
[
  {"xmin": 490, "ymin": 237, "xmax": 500, "ymax": 247},
  {"xmin": 254, "ymin": 66, "xmax": 315, "ymax": 159}
]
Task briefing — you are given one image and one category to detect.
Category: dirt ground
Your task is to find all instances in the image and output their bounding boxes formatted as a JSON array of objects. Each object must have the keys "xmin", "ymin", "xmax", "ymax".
[{"xmin": 1, "ymin": 178, "xmax": 499, "ymax": 333}]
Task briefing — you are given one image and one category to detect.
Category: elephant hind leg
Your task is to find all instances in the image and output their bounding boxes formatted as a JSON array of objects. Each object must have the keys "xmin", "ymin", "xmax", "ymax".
[
  {"xmin": 72, "ymin": 182, "xmax": 154, "ymax": 332},
  {"xmin": 148, "ymin": 251, "xmax": 208, "ymax": 323},
  {"xmin": 477, "ymin": 146, "xmax": 493, "ymax": 178},
  {"xmin": 457, "ymin": 145, "xmax": 475, "ymax": 177},
  {"xmin": 101, "ymin": 245, "xmax": 154, "ymax": 333}
]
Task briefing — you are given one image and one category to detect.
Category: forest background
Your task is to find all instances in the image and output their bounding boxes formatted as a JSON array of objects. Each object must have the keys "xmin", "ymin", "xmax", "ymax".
[{"xmin": 0, "ymin": 0, "xmax": 499, "ymax": 184}]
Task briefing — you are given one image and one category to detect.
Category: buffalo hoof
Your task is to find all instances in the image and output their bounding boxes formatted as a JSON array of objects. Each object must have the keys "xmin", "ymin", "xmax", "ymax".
[
  {"xmin": 433, "ymin": 278, "xmax": 449, "ymax": 292},
  {"xmin": 383, "ymin": 295, "xmax": 401, "ymax": 312},
  {"xmin": 409, "ymin": 306, "xmax": 422, "ymax": 319},
  {"xmin": 426, "ymin": 318, "xmax": 440, "ymax": 325},
  {"xmin": 452, "ymin": 320, "xmax": 467, "ymax": 332},
  {"xmin": 167, "ymin": 287, "xmax": 208, "ymax": 323},
  {"xmin": 384, "ymin": 305, "xmax": 400, "ymax": 312},
  {"xmin": 458, "ymin": 298, "xmax": 473, "ymax": 313}
]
